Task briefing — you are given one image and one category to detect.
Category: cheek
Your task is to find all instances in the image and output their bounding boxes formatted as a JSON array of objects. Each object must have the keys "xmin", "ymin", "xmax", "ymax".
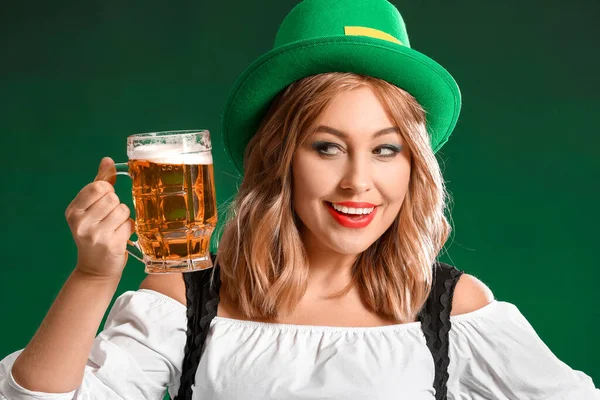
[
  {"xmin": 292, "ymin": 155, "xmax": 339, "ymax": 203},
  {"xmin": 389, "ymin": 178, "xmax": 410, "ymax": 201},
  {"xmin": 377, "ymin": 164, "xmax": 411, "ymax": 206}
]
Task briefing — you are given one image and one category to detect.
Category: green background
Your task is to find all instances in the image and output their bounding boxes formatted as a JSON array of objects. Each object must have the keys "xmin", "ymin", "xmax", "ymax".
[{"xmin": 1, "ymin": 0, "xmax": 598, "ymax": 396}]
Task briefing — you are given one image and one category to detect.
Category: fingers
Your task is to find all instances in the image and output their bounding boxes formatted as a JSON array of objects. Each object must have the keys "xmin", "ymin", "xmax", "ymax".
[
  {"xmin": 66, "ymin": 158, "xmax": 135, "ymax": 279},
  {"xmin": 66, "ymin": 157, "xmax": 120, "ymax": 219},
  {"xmin": 115, "ymin": 218, "xmax": 135, "ymax": 239},
  {"xmin": 85, "ymin": 191, "xmax": 122, "ymax": 222},
  {"xmin": 95, "ymin": 157, "xmax": 117, "ymax": 185},
  {"xmin": 65, "ymin": 157, "xmax": 133, "ymax": 240},
  {"xmin": 66, "ymin": 181, "xmax": 115, "ymax": 222},
  {"xmin": 97, "ymin": 202, "xmax": 131, "ymax": 232},
  {"xmin": 67, "ymin": 194, "xmax": 127, "ymax": 237}
]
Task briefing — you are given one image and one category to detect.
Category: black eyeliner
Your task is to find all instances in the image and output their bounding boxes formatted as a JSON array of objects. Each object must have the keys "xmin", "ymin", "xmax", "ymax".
[
  {"xmin": 311, "ymin": 141, "xmax": 341, "ymax": 155},
  {"xmin": 382, "ymin": 144, "xmax": 403, "ymax": 152},
  {"xmin": 375, "ymin": 144, "xmax": 403, "ymax": 157}
]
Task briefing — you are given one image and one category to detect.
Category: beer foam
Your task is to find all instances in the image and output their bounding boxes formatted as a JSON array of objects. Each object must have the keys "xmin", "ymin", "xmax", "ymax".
[{"xmin": 129, "ymin": 144, "xmax": 213, "ymax": 164}]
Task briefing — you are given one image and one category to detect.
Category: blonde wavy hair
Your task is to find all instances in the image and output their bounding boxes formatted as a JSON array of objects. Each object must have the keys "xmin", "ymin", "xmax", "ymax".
[{"xmin": 216, "ymin": 72, "xmax": 452, "ymax": 323}]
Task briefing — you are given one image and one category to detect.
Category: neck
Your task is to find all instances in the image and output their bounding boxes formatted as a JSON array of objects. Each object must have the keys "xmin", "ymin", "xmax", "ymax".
[{"xmin": 302, "ymin": 238, "xmax": 359, "ymax": 300}]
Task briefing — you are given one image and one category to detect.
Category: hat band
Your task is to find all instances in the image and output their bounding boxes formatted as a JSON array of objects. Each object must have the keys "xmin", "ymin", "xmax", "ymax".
[{"xmin": 344, "ymin": 26, "xmax": 403, "ymax": 45}]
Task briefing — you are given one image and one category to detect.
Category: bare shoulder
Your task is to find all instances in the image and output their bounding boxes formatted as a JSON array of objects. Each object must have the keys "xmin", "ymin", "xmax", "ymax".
[
  {"xmin": 139, "ymin": 273, "xmax": 187, "ymax": 306},
  {"xmin": 450, "ymin": 273, "xmax": 495, "ymax": 316}
]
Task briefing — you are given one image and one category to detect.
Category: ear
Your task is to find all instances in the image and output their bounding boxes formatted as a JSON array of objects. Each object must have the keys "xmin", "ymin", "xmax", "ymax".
[{"xmin": 451, "ymin": 273, "xmax": 495, "ymax": 316}]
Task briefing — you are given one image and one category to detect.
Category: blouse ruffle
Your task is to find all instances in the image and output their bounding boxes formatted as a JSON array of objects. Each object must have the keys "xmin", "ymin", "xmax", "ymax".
[{"xmin": 1, "ymin": 290, "xmax": 598, "ymax": 399}]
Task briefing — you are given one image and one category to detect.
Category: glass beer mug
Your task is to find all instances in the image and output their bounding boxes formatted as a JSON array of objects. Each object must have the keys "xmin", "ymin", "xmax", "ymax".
[{"xmin": 114, "ymin": 130, "xmax": 217, "ymax": 274}]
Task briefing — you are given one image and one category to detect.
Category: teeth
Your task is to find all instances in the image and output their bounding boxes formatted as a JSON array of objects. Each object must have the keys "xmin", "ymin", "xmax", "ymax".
[{"xmin": 331, "ymin": 203, "xmax": 375, "ymax": 215}]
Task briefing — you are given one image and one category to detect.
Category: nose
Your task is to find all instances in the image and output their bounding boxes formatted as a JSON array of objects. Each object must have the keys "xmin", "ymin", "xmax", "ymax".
[{"xmin": 339, "ymin": 153, "xmax": 373, "ymax": 194}]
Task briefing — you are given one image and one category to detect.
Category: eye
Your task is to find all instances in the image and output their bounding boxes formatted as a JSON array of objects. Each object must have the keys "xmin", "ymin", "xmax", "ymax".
[
  {"xmin": 373, "ymin": 145, "xmax": 403, "ymax": 158},
  {"xmin": 311, "ymin": 141, "xmax": 343, "ymax": 157}
]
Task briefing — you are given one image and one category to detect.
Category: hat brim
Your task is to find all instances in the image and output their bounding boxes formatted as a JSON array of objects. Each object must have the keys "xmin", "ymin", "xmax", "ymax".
[{"xmin": 222, "ymin": 35, "xmax": 461, "ymax": 174}]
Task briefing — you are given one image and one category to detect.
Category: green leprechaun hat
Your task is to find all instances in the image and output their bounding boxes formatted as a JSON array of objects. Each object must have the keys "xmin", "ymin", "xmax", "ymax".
[{"xmin": 222, "ymin": 0, "xmax": 462, "ymax": 174}]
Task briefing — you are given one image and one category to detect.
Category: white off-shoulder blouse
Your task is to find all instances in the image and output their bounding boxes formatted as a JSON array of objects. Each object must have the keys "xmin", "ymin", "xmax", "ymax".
[{"xmin": 1, "ymin": 289, "xmax": 598, "ymax": 399}]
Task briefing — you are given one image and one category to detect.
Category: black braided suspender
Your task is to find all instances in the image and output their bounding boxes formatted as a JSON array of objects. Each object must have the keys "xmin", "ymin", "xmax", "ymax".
[
  {"xmin": 417, "ymin": 261, "xmax": 464, "ymax": 400},
  {"xmin": 173, "ymin": 254, "xmax": 221, "ymax": 400},
  {"xmin": 174, "ymin": 257, "xmax": 463, "ymax": 400}
]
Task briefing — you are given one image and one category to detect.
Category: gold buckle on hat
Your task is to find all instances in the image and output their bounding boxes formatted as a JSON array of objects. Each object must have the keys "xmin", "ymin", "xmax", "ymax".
[{"xmin": 344, "ymin": 26, "xmax": 403, "ymax": 45}]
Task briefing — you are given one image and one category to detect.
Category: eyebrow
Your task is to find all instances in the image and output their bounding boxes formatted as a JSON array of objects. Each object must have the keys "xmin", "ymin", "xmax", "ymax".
[{"xmin": 315, "ymin": 125, "xmax": 400, "ymax": 140}]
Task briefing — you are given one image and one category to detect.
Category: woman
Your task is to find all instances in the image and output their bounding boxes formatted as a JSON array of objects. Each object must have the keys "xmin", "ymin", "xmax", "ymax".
[{"xmin": 1, "ymin": 0, "xmax": 598, "ymax": 399}]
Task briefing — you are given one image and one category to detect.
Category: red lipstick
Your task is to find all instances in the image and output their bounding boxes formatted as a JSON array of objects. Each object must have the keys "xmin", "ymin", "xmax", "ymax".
[{"xmin": 326, "ymin": 201, "xmax": 378, "ymax": 229}]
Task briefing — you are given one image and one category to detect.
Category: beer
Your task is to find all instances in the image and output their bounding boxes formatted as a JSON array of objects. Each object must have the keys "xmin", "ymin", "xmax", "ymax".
[{"xmin": 128, "ymin": 150, "xmax": 217, "ymax": 273}]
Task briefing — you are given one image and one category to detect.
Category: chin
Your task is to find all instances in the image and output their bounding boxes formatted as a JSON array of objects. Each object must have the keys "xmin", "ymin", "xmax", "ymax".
[{"xmin": 327, "ymin": 237, "xmax": 375, "ymax": 256}]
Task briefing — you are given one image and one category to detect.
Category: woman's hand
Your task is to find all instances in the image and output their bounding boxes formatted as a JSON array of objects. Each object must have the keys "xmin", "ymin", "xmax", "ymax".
[{"xmin": 65, "ymin": 157, "xmax": 134, "ymax": 280}]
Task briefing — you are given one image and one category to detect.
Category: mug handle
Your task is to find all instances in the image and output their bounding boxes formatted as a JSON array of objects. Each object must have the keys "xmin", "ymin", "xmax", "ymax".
[{"xmin": 114, "ymin": 162, "xmax": 144, "ymax": 264}]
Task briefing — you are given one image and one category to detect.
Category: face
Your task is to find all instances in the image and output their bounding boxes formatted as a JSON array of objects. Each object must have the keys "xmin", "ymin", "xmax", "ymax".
[{"xmin": 291, "ymin": 86, "xmax": 412, "ymax": 257}]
